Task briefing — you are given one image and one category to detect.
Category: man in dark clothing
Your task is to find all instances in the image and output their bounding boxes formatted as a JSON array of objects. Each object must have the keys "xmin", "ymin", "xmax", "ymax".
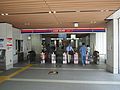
[
  {"xmin": 93, "ymin": 51, "xmax": 99, "ymax": 64},
  {"xmin": 28, "ymin": 50, "xmax": 36, "ymax": 63}
]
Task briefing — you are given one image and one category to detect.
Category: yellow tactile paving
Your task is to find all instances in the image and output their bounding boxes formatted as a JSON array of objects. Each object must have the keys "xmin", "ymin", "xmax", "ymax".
[
  {"xmin": 8, "ymin": 64, "xmax": 32, "ymax": 78},
  {"xmin": 0, "ymin": 76, "xmax": 9, "ymax": 84},
  {"xmin": 0, "ymin": 64, "xmax": 32, "ymax": 84}
]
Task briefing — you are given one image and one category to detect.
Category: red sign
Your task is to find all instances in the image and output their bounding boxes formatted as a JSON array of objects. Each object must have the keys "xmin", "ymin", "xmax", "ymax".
[{"xmin": 7, "ymin": 38, "xmax": 12, "ymax": 46}]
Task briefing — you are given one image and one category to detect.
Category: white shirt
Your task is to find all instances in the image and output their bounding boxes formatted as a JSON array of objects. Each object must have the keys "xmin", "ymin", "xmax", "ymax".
[
  {"xmin": 87, "ymin": 47, "xmax": 90, "ymax": 53},
  {"xmin": 66, "ymin": 45, "xmax": 73, "ymax": 52}
]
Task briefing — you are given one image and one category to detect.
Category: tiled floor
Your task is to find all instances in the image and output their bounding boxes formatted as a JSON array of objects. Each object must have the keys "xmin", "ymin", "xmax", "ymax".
[{"xmin": 0, "ymin": 63, "xmax": 120, "ymax": 90}]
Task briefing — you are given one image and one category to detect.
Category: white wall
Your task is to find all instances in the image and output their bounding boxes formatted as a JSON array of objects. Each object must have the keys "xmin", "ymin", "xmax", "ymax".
[
  {"xmin": 0, "ymin": 23, "xmax": 23, "ymax": 69},
  {"xmin": 31, "ymin": 34, "xmax": 42, "ymax": 54},
  {"xmin": 90, "ymin": 33, "xmax": 96, "ymax": 54},
  {"xmin": 107, "ymin": 21, "xmax": 113, "ymax": 73},
  {"xmin": 0, "ymin": 24, "xmax": 6, "ymax": 49},
  {"xmin": 0, "ymin": 23, "xmax": 13, "ymax": 70},
  {"xmin": 22, "ymin": 34, "xmax": 42, "ymax": 60},
  {"xmin": 107, "ymin": 19, "xmax": 119, "ymax": 74},
  {"xmin": 95, "ymin": 32, "xmax": 106, "ymax": 55},
  {"xmin": 95, "ymin": 32, "xmax": 107, "ymax": 63},
  {"xmin": 22, "ymin": 34, "xmax": 32, "ymax": 60},
  {"xmin": 106, "ymin": 9, "xmax": 120, "ymax": 74},
  {"xmin": 90, "ymin": 32, "xmax": 106, "ymax": 63},
  {"xmin": 119, "ymin": 19, "xmax": 120, "ymax": 73},
  {"xmin": 12, "ymin": 28, "xmax": 21, "ymax": 64}
]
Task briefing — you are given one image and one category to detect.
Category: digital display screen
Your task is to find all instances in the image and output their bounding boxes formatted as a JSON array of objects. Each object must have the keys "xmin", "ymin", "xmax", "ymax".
[{"xmin": 58, "ymin": 33, "xmax": 67, "ymax": 38}]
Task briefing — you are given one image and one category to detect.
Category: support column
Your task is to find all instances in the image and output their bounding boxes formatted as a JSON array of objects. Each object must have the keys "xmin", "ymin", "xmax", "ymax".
[
  {"xmin": 118, "ymin": 18, "xmax": 120, "ymax": 74},
  {"xmin": 113, "ymin": 19, "xmax": 119, "ymax": 74},
  {"xmin": 106, "ymin": 19, "xmax": 119, "ymax": 74},
  {"xmin": 106, "ymin": 9, "xmax": 120, "ymax": 74}
]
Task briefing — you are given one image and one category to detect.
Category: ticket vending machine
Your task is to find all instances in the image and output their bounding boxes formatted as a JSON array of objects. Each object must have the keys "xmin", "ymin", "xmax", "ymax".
[{"xmin": 0, "ymin": 49, "xmax": 6, "ymax": 70}]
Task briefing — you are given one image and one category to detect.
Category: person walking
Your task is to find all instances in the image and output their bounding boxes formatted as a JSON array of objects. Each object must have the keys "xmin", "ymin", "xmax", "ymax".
[
  {"xmin": 66, "ymin": 44, "xmax": 74, "ymax": 63},
  {"xmin": 79, "ymin": 43, "xmax": 87, "ymax": 66}
]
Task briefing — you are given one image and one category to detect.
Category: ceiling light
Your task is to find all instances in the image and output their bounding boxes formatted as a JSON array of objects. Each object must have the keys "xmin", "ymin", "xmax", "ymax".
[
  {"xmin": 90, "ymin": 21, "xmax": 96, "ymax": 24},
  {"xmin": 49, "ymin": 11, "xmax": 52, "ymax": 13},
  {"xmin": 5, "ymin": 13, "xmax": 8, "ymax": 15},
  {"xmin": 74, "ymin": 22, "xmax": 79, "ymax": 27},
  {"xmin": 28, "ymin": 35, "xmax": 31, "ymax": 40},
  {"xmin": 100, "ymin": 10, "xmax": 104, "ymax": 12},
  {"xmin": 105, "ymin": 10, "xmax": 109, "ymax": 12},
  {"xmin": 53, "ymin": 11, "xmax": 56, "ymax": 13},
  {"xmin": 1, "ymin": 13, "xmax": 4, "ymax": 16},
  {"xmin": 100, "ymin": 10, "xmax": 109, "ymax": 12}
]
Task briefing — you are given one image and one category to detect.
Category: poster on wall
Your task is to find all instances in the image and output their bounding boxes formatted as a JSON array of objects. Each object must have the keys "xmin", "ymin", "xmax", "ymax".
[
  {"xmin": 7, "ymin": 38, "xmax": 13, "ymax": 50},
  {"xmin": 0, "ymin": 38, "xmax": 4, "ymax": 48},
  {"xmin": 7, "ymin": 38, "xmax": 12, "ymax": 46}
]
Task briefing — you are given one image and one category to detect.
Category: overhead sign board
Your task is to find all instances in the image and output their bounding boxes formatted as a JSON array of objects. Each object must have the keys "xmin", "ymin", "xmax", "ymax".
[{"xmin": 21, "ymin": 28, "xmax": 105, "ymax": 34}]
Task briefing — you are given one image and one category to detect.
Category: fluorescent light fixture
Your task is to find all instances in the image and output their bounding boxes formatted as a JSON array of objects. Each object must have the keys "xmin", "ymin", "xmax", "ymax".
[
  {"xmin": 53, "ymin": 11, "xmax": 56, "ymax": 13},
  {"xmin": 74, "ymin": 22, "xmax": 79, "ymax": 27},
  {"xmin": 90, "ymin": 21, "xmax": 96, "ymax": 24},
  {"xmin": 28, "ymin": 35, "xmax": 31, "ymax": 40},
  {"xmin": 49, "ymin": 11, "xmax": 52, "ymax": 13},
  {"xmin": 71, "ymin": 34, "xmax": 76, "ymax": 39},
  {"xmin": 5, "ymin": 13, "xmax": 8, "ymax": 15},
  {"xmin": 1, "ymin": 13, "xmax": 4, "ymax": 16},
  {"xmin": 1, "ymin": 13, "xmax": 8, "ymax": 16}
]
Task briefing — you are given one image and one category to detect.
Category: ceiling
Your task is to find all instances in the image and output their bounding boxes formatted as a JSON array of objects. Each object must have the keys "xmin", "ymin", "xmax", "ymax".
[{"xmin": 0, "ymin": 0, "xmax": 120, "ymax": 29}]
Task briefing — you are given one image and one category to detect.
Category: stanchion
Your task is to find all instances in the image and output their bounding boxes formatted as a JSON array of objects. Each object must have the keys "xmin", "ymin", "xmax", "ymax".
[
  {"xmin": 51, "ymin": 52, "xmax": 56, "ymax": 64},
  {"xmin": 74, "ymin": 52, "xmax": 78, "ymax": 64},
  {"xmin": 63, "ymin": 52, "xmax": 67, "ymax": 64},
  {"xmin": 41, "ymin": 52, "xmax": 45, "ymax": 64}
]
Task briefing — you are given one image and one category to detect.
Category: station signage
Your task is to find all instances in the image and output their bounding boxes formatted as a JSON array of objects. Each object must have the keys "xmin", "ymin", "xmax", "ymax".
[{"xmin": 21, "ymin": 28, "xmax": 105, "ymax": 34}]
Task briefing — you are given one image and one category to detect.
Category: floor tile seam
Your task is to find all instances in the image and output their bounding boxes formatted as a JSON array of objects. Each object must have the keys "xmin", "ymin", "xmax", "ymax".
[
  {"xmin": 28, "ymin": 67, "xmax": 105, "ymax": 71},
  {"xmin": 9, "ymin": 78, "xmax": 120, "ymax": 85}
]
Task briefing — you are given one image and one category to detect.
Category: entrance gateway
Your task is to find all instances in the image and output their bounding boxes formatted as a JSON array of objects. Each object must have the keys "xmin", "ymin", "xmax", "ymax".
[{"xmin": 21, "ymin": 28, "xmax": 106, "ymax": 66}]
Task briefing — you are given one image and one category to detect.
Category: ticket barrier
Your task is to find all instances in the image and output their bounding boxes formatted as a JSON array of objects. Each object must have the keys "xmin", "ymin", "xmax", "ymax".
[
  {"xmin": 63, "ymin": 52, "xmax": 67, "ymax": 64},
  {"xmin": 49, "ymin": 52, "xmax": 80, "ymax": 65},
  {"xmin": 51, "ymin": 52, "xmax": 56, "ymax": 64},
  {"xmin": 74, "ymin": 52, "xmax": 79, "ymax": 64},
  {"xmin": 40, "ymin": 52, "xmax": 45, "ymax": 64}
]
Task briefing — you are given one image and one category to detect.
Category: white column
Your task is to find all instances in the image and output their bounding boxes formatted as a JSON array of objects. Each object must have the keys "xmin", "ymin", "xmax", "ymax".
[
  {"xmin": 31, "ymin": 34, "xmax": 42, "ymax": 54},
  {"xmin": 118, "ymin": 18, "xmax": 120, "ymax": 73},
  {"xmin": 113, "ymin": 19, "xmax": 119, "ymax": 74},
  {"xmin": 106, "ymin": 9, "xmax": 120, "ymax": 74},
  {"xmin": 90, "ymin": 33, "xmax": 96, "ymax": 54},
  {"xmin": 95, "ymin": 32, "xmax": 106, "ymax": 64},
  {"xmin": 106, "ymin": 19, "xmax": 119, "ymax": 74}
]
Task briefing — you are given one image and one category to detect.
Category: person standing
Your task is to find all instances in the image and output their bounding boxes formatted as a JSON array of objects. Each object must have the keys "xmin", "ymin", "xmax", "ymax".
[
  {"xmin": 66, "ymin": 44, "xmax": 74, "ymax": 63},
  {"xmin": 87, "ymin": 45, "xmax": 91, "ymax": 60},
  {"xmin": 79, "ymin": 43, "xmax": 87, "ymax": 66}
]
